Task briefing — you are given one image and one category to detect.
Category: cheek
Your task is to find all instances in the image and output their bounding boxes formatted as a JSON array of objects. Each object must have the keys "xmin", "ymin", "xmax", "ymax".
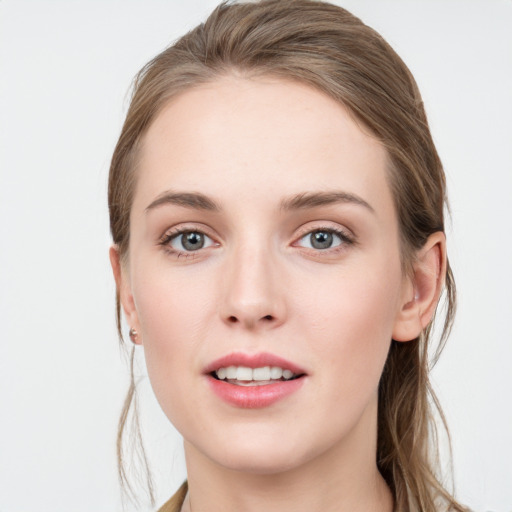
[
  {"xmin": 135, "ymin": 271, "xmax": 197, "ymax": 334},
  {"xmin": 298, "ymin": 261, "xmax": 402, "ymax": 391},
  {"xmin": 130, "ymin": 266, "xmax": 215, "ymax": 402}
]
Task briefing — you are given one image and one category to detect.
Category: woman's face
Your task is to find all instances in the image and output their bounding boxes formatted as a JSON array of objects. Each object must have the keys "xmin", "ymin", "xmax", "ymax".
[{"xmin": 117, "ymin": 76, "xmax": 414, "ymax": 474}]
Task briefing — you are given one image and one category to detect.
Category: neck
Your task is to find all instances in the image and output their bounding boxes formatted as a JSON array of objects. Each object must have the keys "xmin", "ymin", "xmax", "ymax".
[{"xmin": 180, "ymin": 397, "xmax": 393, "ymax": 512}]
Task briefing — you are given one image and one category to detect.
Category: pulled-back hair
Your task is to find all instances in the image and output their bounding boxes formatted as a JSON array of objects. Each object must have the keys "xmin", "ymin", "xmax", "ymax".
[{"xmin": 108, "ymin": 1, "xmax": 465, "ymax": 510}]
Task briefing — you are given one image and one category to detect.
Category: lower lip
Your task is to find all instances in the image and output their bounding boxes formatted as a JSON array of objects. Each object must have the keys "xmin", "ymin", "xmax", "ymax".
[{"xmin": 206, "ymin": 375, "xmax": 305, "ymax": 408}]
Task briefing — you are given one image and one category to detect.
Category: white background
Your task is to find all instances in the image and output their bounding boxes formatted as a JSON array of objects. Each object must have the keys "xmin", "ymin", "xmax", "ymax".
[{"xmin": 1, "ymin": 1, "xmax": 511, "ymax": 511}]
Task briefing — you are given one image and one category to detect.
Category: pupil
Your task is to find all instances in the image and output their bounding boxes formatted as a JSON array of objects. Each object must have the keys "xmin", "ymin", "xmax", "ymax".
[
  {"xmin": 183, "ymin": 232, "xmax": 204, "ymax": 251},
  {"xmin": 311, "ymin": 231, "xmax": 333, "ymax": 249}
]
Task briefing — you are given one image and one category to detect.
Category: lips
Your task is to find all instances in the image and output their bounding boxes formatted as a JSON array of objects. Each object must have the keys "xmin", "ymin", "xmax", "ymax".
[{"xmin": 204, "ymin": 352, "xmax": 307, "ymax": 408}]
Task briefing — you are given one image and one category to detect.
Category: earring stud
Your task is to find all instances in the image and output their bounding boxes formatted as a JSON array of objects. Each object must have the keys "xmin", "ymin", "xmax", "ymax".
[{"xmin": 128, "ymin": 327, "xmax": 139, "ymax": 344}]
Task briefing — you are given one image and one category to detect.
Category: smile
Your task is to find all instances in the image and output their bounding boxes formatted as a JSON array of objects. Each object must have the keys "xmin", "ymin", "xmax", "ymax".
[
  {"xmin": 213, "ymin": 366, "xmax": 300, "ymax": 385},
  {"xmin": 205, "ymin": 353, "xmax": 307, "ymax": 408}
]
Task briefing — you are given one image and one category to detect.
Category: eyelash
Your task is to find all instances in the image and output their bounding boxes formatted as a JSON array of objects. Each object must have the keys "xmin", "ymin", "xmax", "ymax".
[
  {"xmin": 158, "ymin": 227, "xmax": 216, "ymax": 259},
  {"xmin": 158, "ymin": 225, "xmax": 355, "ymax": 259},
  {"xmin": 294, "ymin": 226, "xmax": 354, "ymax": 253}
]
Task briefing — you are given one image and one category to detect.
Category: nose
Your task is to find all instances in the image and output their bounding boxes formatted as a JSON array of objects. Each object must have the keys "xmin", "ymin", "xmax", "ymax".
[{"xmin": 219, "ymin": 244, "xmax": 287, "ymax": 331}]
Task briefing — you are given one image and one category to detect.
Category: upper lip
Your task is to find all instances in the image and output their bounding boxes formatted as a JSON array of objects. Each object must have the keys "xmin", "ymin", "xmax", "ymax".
[{"xmin": 204, "ymin": 352, "xmax": 307, "ymax": 375}]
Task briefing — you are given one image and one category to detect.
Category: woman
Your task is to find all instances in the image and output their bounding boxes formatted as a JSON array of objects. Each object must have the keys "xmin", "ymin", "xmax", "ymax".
[{"xmin": 108, "ymin": 1, "xmax": 468, "ymax": 511}]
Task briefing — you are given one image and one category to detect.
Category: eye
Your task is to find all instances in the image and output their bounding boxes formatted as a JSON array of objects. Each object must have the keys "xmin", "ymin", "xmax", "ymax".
[
  {"xmin": 167, "ymin": 230, "xmax": 215, "ymax": 252},
  {"xmin": 296, "ymin": 228, "xmax": 348, "ymax": 250}
]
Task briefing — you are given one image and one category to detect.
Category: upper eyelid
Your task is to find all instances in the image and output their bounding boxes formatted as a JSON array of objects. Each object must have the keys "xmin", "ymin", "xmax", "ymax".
[
  {"xmin": 159, "ymin": 223, "xmax": 217, "ymax": 241},
  {"xmin": 158, "ymin": 221, "xmax": 354, "ymax": 245},
  {"xmin": 297, "ymin": 227, "xmax": 346, "ymax": 239},
  {"xmin": 293, "ymin": 222, "xmax": 354, "ymax": 239}
]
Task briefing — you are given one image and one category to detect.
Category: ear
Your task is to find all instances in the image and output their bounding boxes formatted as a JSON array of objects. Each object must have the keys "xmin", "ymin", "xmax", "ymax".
[
  {"xmin": 109, "ymin": 245, "xmax": 142, "ymax": 344},
  {"xmin": 392, "ymin": 232, "xmax": 447, "ymax": 342}
]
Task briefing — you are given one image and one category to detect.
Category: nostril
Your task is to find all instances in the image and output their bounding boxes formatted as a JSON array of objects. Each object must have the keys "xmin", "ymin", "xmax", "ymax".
[{"xmin": 225, "ymin": 314, "xmax": 276, "ymax": 326}]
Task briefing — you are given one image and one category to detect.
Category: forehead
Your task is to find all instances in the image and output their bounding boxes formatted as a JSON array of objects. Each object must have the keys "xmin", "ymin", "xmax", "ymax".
[{"xmin": 134, "ymin": 76, "xmax": 392, "ymax": 218}]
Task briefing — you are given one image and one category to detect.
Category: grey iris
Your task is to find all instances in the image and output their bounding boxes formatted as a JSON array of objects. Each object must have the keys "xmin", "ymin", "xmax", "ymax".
[
  {"xmin": 182, "ymin": 232, "xmax": 204, "ymax": 250},
  {"xmin": 311, "ymin": 231, "xmax": 333, "ymax": 249}
]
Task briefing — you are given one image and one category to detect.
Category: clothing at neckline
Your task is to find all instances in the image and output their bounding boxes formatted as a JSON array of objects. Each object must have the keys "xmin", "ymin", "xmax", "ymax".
[{"xmin": 157, "ymin": 481, "xmax": 188, "ymax": 512}]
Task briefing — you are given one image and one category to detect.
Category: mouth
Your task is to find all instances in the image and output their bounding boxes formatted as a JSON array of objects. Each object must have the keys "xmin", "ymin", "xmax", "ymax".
[
  {"xmin": 204, "ymin": 352, "xmax": 307, "ymax": 408},
  {"xmin": 210, "ymin": 365, "xmax": 303, "ymax": 386}
]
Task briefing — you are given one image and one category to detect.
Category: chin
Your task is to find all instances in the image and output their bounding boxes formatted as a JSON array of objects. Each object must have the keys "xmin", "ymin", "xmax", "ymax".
[
  {"xmin": 187, "ymin": 423, "xmax": 329, "ymax": 477},
  {"xmin": 214, "ymin": 444, "xmax": 309, "ymax": 476}
]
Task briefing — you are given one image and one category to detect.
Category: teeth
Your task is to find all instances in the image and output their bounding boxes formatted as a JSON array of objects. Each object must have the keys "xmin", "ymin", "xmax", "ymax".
[
  {"xmin": 236, "ymin": 366, "xmax": 253, "ymax": 381},
  {"xmin": 253, "ymin": 366, "xmax": 270, "ymax": 380},
  {"xmin": 214, "ymin": 365, "xmax": 298, "ymax": 383},
  {"xmin": 226, "ymin": 366, "xmax": 237, "ymax": 379},
  {"xmin": 270, "ymin": 367, "xmax": 283, "ymax": 379},
  {"xmin": 283, "ymin": 369, "xmax": 293, "ymax": 379}
]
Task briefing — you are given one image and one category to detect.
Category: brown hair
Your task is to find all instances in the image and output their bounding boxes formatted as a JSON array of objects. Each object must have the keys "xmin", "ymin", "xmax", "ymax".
[{"xmin": 108, "ymin": 1, "xmax": 466, "ymax": 510}]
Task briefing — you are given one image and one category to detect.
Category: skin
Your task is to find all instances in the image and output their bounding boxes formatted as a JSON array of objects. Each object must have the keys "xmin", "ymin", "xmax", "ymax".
[{"xmin": 110, "ymin": 76, "xmax": 446, "ymax": 512}]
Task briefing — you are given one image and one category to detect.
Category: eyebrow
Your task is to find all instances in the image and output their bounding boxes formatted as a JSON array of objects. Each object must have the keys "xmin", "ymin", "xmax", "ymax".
[
  {"xmin": 280, "ymin": 191, "xmax": 374, "ymax": 213},
  {"xmin": 145, "ymin": 189, "xmax": 374, "ymax": 214},
  {"xmin": 145, "ymin": 191, "xmax": 221, "ymax": 213}
]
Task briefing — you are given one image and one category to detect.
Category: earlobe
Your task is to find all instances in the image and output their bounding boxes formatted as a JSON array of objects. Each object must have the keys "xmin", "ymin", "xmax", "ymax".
[
  {"xmin": 109, "ymin": 245, "xmax": 142, "ymax": 343},
  {"xmin": 392, "ymin": 232, "xmax": 447, "ymax": 342}
]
